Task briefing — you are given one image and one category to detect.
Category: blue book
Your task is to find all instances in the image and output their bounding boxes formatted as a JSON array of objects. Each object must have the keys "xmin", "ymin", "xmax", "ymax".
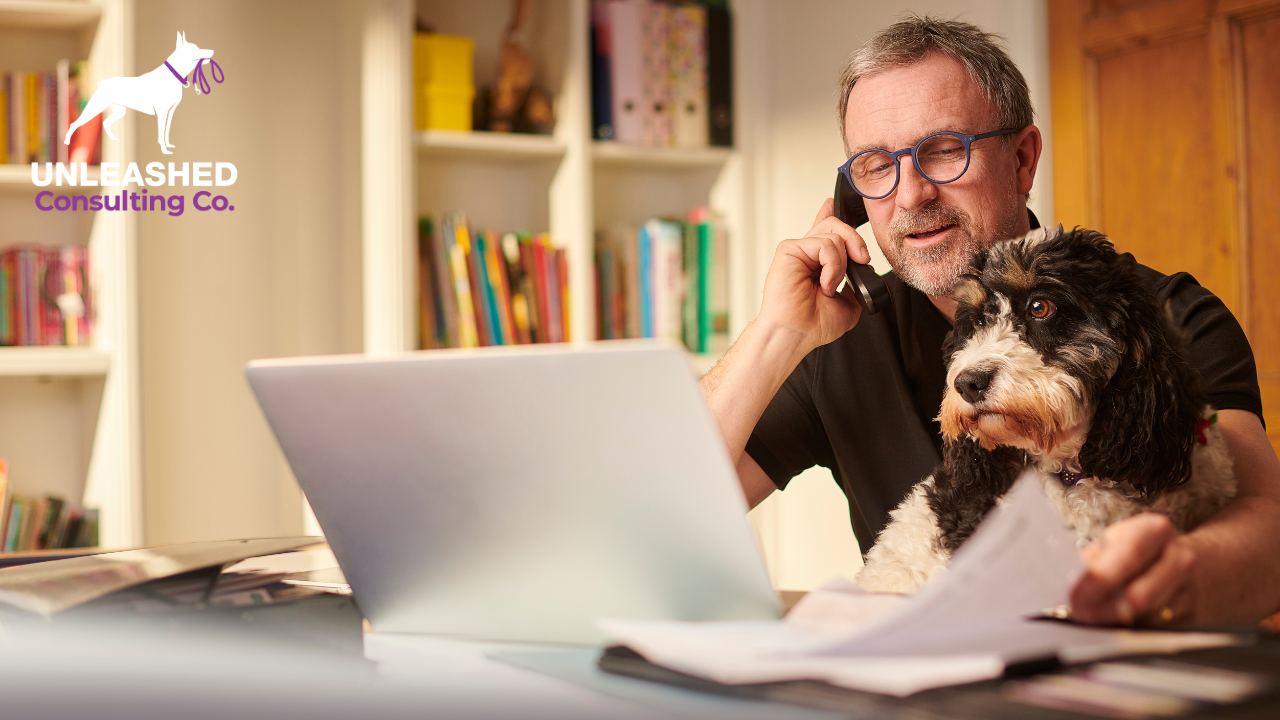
[
  {"xmin": 638, "ymin": 222, "xmax": 652, "ymax": 337},
  {"xmin": 471, "ymin": 234, "xmax": 498, "ymax": 346}
]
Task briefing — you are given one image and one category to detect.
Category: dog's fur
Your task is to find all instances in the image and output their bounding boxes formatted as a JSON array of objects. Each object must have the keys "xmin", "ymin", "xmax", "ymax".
[
  {"xmin": 65, "ymin": 32, "xmax": 214, "ymax": 155},
  {"xmin": 857, "ymin": 226, "xmax": 1236, "ymax": 593}
]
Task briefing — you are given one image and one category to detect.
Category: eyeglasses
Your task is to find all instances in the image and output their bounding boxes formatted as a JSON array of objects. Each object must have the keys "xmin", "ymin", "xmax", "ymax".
[{"xmin": 839, "ymin": 128, "xmax": 1019, "ymax": 200}]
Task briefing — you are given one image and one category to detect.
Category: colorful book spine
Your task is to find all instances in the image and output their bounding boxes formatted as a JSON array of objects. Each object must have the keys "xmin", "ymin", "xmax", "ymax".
[
  {"xmin": 464, "ymin": 225, "xmax": 493, "ymax": 346},
  {"xmin": 445, "ymin": 213, "xmax": 480, "ymax": 348},
  {"xmin": 556, "ymin": 248, "xmax": 570, "ymax": 342},
  {"xmin": 415, "ymin": 215, "xmax": 568, "ymax": 349}
]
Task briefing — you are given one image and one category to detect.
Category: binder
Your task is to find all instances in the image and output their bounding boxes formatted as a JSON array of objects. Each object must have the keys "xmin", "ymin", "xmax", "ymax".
[
  {"xmin": 606, "ymin": 0, "xmax": 644, "ymax": 145},
  {"xmin": 671, "ymin": 4, "xmax": 708, "ymax": 147},
  {"xmin": 590, "ymin": 2, "xmax": 614, "ymax": 140},
  {"xmin": 707, "ymin": 3, "xmax": 733, "ymax": 147}
]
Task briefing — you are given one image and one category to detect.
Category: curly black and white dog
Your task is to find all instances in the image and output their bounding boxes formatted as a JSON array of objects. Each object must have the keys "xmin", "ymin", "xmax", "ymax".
[{"xmin": 857, "ymin": 226, "xmax": 1235, "ymax": 593}]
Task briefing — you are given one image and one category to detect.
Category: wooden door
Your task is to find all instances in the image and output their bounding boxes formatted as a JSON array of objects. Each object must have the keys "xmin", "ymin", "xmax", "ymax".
[{"xmin": 1051, "ymin": 0, "xmax": 1280, "ymax": 456}]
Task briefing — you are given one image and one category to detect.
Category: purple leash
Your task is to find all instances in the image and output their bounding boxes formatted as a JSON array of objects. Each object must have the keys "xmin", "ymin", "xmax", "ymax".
[{"xmin": 164, "ymin": 58, "xmax": 224, "ymax": 95}]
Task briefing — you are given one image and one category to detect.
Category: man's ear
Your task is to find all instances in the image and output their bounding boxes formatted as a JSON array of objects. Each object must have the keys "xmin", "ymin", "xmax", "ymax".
[{"xmin": 1014, "ymin": 124, "xmax": 1042, "ymax": 198}]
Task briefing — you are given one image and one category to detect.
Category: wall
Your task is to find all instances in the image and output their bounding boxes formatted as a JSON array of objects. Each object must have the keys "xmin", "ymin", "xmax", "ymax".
[
  {"xmin": 135, "ymin": 0, "xmax": 363, "ymax": 543},
  {"xmin": 744, "ymin": 0, "xmax": 1054, "ymax": 590}
]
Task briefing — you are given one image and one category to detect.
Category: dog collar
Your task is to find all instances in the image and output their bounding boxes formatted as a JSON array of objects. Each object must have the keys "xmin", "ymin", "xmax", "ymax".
[
  {"xmin": 1056, "ymin": 459, "xmax": 1084, "ymax": 487},
  {"xmin": 164, "ymin": 60, "xmax": 189, "ymax": 86}
]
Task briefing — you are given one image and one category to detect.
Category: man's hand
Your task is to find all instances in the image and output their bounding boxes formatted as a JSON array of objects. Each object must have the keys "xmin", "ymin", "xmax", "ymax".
[
  {"xmin": 699, "ymin": 198, "xmax": 875, "ymax": 507},
  {"xmin": 757, "ymin": 198, "xmax": 873, "ymax": 353},
  {"xmin": 1069, "ymin": 513, "xmax": 1197, "ymax": 625},
  {"xmin": 1069, "ymin": 410, "xmax": 1280, "ymax": 627}
]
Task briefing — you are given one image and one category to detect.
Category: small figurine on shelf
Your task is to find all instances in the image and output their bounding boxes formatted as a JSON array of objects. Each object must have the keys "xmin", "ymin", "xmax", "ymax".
[{"xmin": 480, "ymin": 0, "xmax": 555, "ymax": 135}]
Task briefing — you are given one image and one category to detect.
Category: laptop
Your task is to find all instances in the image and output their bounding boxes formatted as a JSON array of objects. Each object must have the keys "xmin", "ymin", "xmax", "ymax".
[{"xmin": 246, "ymin": 341, "xmax": 780, "ymax": 644}]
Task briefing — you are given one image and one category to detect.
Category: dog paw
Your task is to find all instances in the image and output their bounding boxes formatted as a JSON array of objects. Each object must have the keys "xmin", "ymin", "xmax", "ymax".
[{"xmin": 160, "ymin": 148, "xmax": 173, "ymax": 155}]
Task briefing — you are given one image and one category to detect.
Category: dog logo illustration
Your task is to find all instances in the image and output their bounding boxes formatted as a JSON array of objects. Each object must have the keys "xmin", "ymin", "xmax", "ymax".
[{"xmin": 65, "ymin": 31, "xmax": 223, "ymax": 155}]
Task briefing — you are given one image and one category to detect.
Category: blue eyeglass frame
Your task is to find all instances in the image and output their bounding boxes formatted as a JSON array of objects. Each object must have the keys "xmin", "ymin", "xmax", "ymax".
[{"xmin": 839, "ymin": 128, "xmax": 1020, "ymax": 200}]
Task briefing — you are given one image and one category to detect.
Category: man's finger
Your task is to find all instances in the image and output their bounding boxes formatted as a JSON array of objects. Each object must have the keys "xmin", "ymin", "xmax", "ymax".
[
  {"xmin": 810, "ymin": 216, "xmax": 872, "ymax": 265},
  {"xmin": 815, "ymin": 236, "xmax": 848, "ymax": 296},
  {"xmin": 1122, "ymin": 539, "xmax": 1195, "ymax": 623},
  {"xmin": 1070, "ymin": 514, "xmax": 1178, "ymax": 623},
  {"xmin": 813, "ymin": 197, "xmax": 834, "ymax": 226}
]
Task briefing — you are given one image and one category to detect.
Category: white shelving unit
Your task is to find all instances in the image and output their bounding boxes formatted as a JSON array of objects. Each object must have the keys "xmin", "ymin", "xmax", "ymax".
[
  {"xmin": 356, "ymin": 0, "xmax": 757, "ymax": 366},
  {"xmin": 0, "ymin": 0, "xmax": 139, "ymax": 549}
]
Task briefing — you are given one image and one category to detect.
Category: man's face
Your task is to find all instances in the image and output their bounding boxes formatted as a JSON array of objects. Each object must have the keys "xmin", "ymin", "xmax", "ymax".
[{"xmin": 844, "ymin": 53, "xmax": 1029, "ymax": 296}]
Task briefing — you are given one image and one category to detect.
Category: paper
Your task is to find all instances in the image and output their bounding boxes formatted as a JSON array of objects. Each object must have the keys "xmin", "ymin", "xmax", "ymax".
[
  {"xmin": 0, "ymin": 537, "xmax": 320, "ymax": 616},
  {"xmin": 600, "ymin": 471, "xmax": 1244, "ymax": 696}
]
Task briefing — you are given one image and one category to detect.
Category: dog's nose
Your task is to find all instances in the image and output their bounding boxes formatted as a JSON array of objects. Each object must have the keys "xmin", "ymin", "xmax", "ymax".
[{"xmin": 955, "ymin": 368, "xmax": 994, "ymax": 404}]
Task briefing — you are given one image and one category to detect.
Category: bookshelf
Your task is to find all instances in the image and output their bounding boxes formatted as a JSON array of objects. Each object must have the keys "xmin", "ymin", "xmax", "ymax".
[
  {"xmin": 358, "ymin": 0, "xmax": 756, "ymax": 365},
  {"xmin": 0, "ymin": 0, "xmax": 138, "ymax": 550}
]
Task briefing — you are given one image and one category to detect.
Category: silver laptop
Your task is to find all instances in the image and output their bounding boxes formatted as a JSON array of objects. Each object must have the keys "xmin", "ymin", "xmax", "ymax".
[{"xmin": 246, "ymin": 341, "xmax": 780, "ymax": 644}]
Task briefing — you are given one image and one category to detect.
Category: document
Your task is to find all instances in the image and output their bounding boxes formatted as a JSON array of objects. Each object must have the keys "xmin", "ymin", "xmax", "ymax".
[
  {"xmin": 0, "ymin": 537, "xmax": 321, "ymax": 616},
  {"xmin": 599, "ymin": 471, "xmax": 1244, "ymax": 696}
]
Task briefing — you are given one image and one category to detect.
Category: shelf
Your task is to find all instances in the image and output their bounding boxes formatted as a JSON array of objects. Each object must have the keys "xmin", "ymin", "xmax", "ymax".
[
  {"xmin": 592, "ymin": 142, "xmax": 733, "ymax": 169},
  {"xmin": 0, "ymin": 347, "xmax": 110, "ymax": 377},
  {"xmin": 0, "ymin": 163, "xmax": 101, "ymax": 191},
  {"xmin": 0, "ymin": 0, "xmax": 100, "ymax": 30},
  {"xmin": 416, "ymin": 130, "xmax": 566, "ymax": 161}
]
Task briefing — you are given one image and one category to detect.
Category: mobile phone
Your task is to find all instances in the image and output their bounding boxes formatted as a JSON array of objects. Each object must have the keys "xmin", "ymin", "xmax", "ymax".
[{"xmin": 833, "ymin": 172, "xmax": 890, "ymax": 315}]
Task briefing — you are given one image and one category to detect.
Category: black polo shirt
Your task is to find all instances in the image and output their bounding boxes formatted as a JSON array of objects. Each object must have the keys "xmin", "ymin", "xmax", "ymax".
[{"xmin": 744, "ymin": 219, "xmax": 1264, "ymax": 553}]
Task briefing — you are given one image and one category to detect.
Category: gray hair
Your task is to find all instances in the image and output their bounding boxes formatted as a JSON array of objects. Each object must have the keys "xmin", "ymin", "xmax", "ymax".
[{"xmin": 837, "ymin": 15, "xmax": 1033, "ymax": 154}]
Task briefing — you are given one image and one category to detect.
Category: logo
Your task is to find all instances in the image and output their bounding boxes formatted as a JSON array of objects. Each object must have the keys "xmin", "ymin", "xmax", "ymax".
[
  {"xmin": 33, "ymin": 32, "xmax": 233, "ymax": 217},
  {"xmin": 67, "ymin": 31, "xmax": 220, "ymax": 155}
]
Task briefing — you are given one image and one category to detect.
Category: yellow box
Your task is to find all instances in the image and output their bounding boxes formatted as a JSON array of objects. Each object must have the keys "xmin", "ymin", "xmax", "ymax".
[
  {"xmin": 414, "ymin": 33, "xmax": 475, "ymax": 131},
  {"xmin": 419, "ymin": 85, "xmax": 475, "ymax": 131}
]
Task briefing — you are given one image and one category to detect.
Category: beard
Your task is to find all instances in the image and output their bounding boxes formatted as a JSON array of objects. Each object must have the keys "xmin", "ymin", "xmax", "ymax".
[{"xmin": 882, "ymin": 201, "xmax": 1020, "ymax": 296}]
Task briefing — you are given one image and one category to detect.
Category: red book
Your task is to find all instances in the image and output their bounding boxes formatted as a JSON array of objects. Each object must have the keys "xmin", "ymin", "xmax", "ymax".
[
  {"xmin": 67, "ymin": 113, "xmax": 102, "ymax": 165},
  {"xmin": 531, "ymin": 238, "xmax": 551, "ymax": 344},
  {"xmin": 556, "ymin": 248, "xmax": 570, "ymax": 342},
  {"xmin": 39, "ymin": 247, "xmax": 64, "ymax": 346},
  {"xmin": 518, "ymin": 240, "xmax": 541, "ymax": 343}
]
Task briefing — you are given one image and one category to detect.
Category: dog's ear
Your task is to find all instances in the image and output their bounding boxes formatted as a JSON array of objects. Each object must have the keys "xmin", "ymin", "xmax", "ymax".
[
  {"xmin": 1078, "ymin": 292, "xmax": 1201, "ymax": 495},
  {"xmin": 950, "ymin": 274, "xmax": 986, "ymax": 309},
  {"xmin": 176, "ymin": 31, "xmax": 183, "ymax": 50}
]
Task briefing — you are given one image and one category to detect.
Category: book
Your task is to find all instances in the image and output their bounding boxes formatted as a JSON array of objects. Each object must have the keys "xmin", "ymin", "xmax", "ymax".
[
  {"xmin": 443, "ymin": 213, "xmax": 480, "ymax": 348},
  {"xmin": 0, "ymin": 244, "xmax": 91, "ymax": 347},
  {"xmin": 415, "ymin": 215, "xmax": 567, "ymax": 349},
  {"xmin": 464, "ymin": 224, "xmax": 493, "ymax": 346},
  {"xmin": 556, "ymin": 247, "xmax": 570, "ymax": 342},
  {"xmin": 593, "ymin": 208, "xmax": 728, "ymax": 353},
  {"xmin": 418, "ymin": 217, "xmax": 441, "ymax": 349}
]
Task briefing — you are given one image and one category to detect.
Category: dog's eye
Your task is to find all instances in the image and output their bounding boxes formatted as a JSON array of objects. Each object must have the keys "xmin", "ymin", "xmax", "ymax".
[
  {"xmin": 974, "ymin": 315, "xmax": 985, "ymax": 327},
  {"xmin": 1028, "ymin": 299, "xmax": 1055, "ymax": 319}
]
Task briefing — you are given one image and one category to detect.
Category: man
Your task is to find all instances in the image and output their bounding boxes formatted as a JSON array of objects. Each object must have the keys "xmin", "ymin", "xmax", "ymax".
[{"xmin": 702, "ymin": 17, "xmax": 1280, "ymax": 626}]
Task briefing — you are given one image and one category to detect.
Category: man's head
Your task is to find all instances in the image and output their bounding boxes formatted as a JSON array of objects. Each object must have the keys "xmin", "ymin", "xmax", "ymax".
[{"xmin": 838, "ymin": 17, "xmax": 1042, "ymax": 296}]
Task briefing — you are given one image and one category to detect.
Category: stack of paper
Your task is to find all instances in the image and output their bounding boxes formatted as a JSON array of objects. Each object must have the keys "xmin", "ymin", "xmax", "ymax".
[{"xmin": 600, "ymin": 472, "xmax": 1244, "ymax": 697}]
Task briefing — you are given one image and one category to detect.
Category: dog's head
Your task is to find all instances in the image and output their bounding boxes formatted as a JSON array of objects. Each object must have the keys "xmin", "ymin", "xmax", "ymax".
[
  {"xmin": 173, "ymin": 31, "xmax": 215, "ymax": 65},
  {"xmin": 936, "ymin": 226, "xmax": 1201, "ymax": 494}
]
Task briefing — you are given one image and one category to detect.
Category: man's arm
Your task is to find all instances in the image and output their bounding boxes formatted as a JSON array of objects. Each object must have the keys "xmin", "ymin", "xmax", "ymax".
[
  {"xmin": 700, "ymin": 199, "xmax": 870, "ymax": 509},
  {"xmin": 1070, "ymin": 409, "xmax": 1280, "ymax": 625}
]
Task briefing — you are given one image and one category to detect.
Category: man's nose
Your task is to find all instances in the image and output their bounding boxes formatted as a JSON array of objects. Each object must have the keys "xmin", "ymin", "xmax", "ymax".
[{"xmin": 894, "ymin": 157, "xmax": 938, "ymax": 211}]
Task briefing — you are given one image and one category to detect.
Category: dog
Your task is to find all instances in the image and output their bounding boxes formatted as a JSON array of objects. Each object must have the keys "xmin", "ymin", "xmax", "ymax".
[
  {"xmin": 856, "ymin": 226, "xmax": 1236, "ymax": 594},
  {"xmin": 65, "ymin": 32, "xmax": 214, "ymax": 155}
]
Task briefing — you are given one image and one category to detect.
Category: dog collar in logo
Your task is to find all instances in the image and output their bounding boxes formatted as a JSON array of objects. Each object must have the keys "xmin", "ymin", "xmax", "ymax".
[{"xmin": 164, "ymin": 60, "xmax": 189, "ymax": 86}]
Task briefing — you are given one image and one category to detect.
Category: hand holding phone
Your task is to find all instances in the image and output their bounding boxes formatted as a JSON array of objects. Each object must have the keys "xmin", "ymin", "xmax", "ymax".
[{"xmin": 833, "ymin": 172, "xmax": 891, "ymax": 315}]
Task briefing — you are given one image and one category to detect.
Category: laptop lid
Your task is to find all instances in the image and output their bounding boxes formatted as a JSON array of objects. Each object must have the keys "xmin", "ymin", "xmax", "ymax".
[{"xmin": 246, "ymin": 341, "xmax": 780, "ymax": 644}]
